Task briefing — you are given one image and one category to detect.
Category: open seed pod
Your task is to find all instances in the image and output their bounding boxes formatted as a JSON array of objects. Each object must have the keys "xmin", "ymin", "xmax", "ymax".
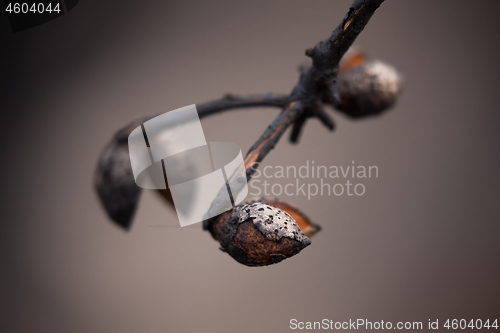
[{"xmin": 206, "ymin": 200, "xmax": 319, "ymax": 266}]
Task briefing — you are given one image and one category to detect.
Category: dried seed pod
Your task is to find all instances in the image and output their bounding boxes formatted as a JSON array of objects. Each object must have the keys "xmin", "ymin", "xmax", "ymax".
[
  {"xmin": 336, "ymin": 59, "xmax": 403, "ymax": 118},
  {"xmin": 94, "ymin": 135, "xmax": 142, "ymax": 230},
  {"xmin": 207, "ymin": 203, "xmax": 311, "ymax": 266},
  {"xmin": 239, "ymin": 197, "xmax": 321, "ymax": 238},
  {"xmin": 95, "ymin": 117, "xmax": 194, "ymax": 230}
]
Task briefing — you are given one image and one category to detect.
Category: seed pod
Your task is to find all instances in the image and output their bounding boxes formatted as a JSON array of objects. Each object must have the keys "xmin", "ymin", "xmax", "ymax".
[
  {"xmin": 339, "ymin": 48, "xmax": 367, "ymax": 74},
  {"xmin": 336, "ymin": 59, "xmax": 403, "ymax": 118},
  {"xmin": 207, "ymin": 202, "xmax": 311, "ymax": 266},
  {"xmin": 95, "ymin": 116, "xmax": 194, "ymax": 229},
  {"xmin": 239, "ymin": 197, "xmax": 321, "ymax": 238},
  {"xmin": 94, "ymin": 132, "xmax": 142, "ymax": 230},
  {"xmin": 264, "ymin": 200, "xmax": 321, "ymax": 238}
]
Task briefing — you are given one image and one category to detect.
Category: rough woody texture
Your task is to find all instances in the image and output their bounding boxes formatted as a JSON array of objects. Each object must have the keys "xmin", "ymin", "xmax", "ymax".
[{"xmin": 207, "ymin": 203, "xmax": 311, "ymax": 266}]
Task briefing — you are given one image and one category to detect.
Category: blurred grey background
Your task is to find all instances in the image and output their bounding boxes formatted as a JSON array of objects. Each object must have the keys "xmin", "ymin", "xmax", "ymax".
[{"xmin": 1, "ymin": 0, "xmax": 499, "ymax": 332}]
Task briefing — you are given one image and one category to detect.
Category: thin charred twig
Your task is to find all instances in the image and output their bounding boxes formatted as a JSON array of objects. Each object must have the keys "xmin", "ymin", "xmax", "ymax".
[
  {"xmin": 112, "ymin": 0, "xmax": 384, "ymax": 150},
  {"xmin": 198, "ymin": 93, "xmax": 290, "ymax": 118},
  {"xmin": 244, "ymin": 0, "xmax": 385, "ymax": 179},
  {"xmin": 203, "ymin": 0, "xmax": 386, "ymax": 230},
  {"xmin": 307, "ymin": 0, "xmax": 385, "ymax": 105},
  {"xmin": 96, "ymin": 93, "xmax": 289, "ymax": 227},
  {"xmin": 111, "ymin": 93, "xmax": 289, "ymax": 144},
  {"xmin": 244, "ymin": 101, "xmax": 304, "ymax": 178}
]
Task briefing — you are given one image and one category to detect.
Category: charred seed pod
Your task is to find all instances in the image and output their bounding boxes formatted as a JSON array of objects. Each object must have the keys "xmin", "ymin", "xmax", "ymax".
[
  {"xmin": 241, "ymin": 197, "xmax": 321, "ymax": 238},
  {"xmin": 94, "ymin": 132, "xmax": 142, "ymax": 230},
  {"xmin": 207, "ymin": 203, "xmax": 311, "ymax": 266},
  {"xmin": 95, "ymin": 117, "xmax": 175, "ymax": 230},
  {"xmin": 335, "ymin": 59, "xmax": 403, "ymax": 118},
  {"xmin": 95, "ymin": 117, "xmax": 196, "ymax": 229},
  {"xmin": 264, "ymin": 201, "xmax": 321, "ymax": 238}
]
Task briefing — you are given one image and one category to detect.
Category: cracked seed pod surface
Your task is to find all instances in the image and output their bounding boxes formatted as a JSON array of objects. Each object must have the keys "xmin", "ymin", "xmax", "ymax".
[
  {"xmin": 208, "ymin": 203, "xmax": 311, "ymax": 266},
  {"xmin": 241, "ymin": 197, "xmax": 321, "ymax": 238},
  {"xmin": 264, "ymin": 200, "xmax": 321, "ymax": 238}
]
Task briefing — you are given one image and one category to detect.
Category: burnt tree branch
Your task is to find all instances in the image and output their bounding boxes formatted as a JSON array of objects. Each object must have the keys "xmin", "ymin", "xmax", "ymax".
[
  {"xmin": 112, "ymin": 93, "xmax": 290, "ymax": 144},
  {"xmin": 203, "ymin": 0, "xmax": 386, "ymax": 230},
  {"xmin": 244, "ymin": 0, "xmax": 385, "ymax": 180},
  {"xmin": 96, "ymin": 0, "xmax": 395, "ymax": 240}
]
